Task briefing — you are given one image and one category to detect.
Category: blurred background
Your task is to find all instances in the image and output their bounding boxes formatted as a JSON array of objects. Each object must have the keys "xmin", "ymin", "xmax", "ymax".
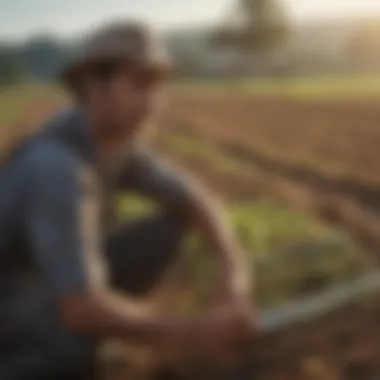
[{"xmin": 1, "ymin": 0, "xmax": 380, "ymax": 379}]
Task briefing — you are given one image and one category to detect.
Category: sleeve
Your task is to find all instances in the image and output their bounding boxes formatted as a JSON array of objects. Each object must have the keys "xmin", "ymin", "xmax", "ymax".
[
  {"xmin": 119, "ymin": 148, "xmax": 195, "ymax": 211},
  {"xmin": 25, "ymin": 143, "xmax": 107, "ymax": 297}
]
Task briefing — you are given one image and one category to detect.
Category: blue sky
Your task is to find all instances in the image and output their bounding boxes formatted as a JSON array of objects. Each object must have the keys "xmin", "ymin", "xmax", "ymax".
[{"xmin": 1, "ymin": 0, "xmax": 380, "ymax": 41}]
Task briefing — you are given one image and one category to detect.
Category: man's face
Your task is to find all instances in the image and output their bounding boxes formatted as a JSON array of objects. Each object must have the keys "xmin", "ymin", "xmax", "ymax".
[{"xmin": 91, "ymin": 63, "xmax": 166, "ymax": 138}]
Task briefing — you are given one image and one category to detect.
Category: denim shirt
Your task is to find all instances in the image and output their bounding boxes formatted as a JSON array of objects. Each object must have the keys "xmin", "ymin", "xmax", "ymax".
[{"xmin": 0, "ymin": 107, "xmax": 192, "ymax": 364}]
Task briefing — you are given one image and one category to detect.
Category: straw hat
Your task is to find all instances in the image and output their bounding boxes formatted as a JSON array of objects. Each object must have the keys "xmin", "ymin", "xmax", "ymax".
[{"xmin": 60, "ymin": 20, "xmax": 172, "ymax": 89}]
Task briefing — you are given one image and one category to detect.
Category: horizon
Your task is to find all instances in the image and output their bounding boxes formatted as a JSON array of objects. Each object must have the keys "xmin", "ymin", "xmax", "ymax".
[{"xmin": 1, "ymin": 0, "xmax": 380, "ymax": 42}]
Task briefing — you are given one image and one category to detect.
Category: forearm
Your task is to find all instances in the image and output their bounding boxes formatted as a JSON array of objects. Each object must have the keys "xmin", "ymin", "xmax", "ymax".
[
  {"xmin": 185, "ymin": 191, "xmax": 250, "ymax": 291},
  {"xmin": 119, "ymin": 149, "xmax": 250, "ymax": 293},
  {"xmin": 60, "ymin": 288, "xmax": 181, "ymax": 345}
]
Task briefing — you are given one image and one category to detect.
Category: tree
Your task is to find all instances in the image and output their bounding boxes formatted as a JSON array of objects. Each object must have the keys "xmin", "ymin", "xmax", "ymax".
[
  {"xmin": 210, "ymin": 0, "xmax": 291, "ymax": 76},
  {"xmin": 346, "ymin": 22, "xmax": 380, "ymax": 70},
  {"xmin": 0, "ymin": 49, "xmax": 26, "ymax": 86},
  {"xmin": 21, "ymin": 35, "xmax": 68, "ymax": 80}
]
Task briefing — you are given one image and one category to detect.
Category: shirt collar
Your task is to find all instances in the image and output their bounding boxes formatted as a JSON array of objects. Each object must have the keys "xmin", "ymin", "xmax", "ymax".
[{"xmin": 42, "ymin": 106, "xmax": 99, "ymax": 165}]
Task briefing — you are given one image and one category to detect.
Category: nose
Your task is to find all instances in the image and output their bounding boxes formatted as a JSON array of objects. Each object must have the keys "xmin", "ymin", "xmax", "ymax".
[{"xmin": 139, "ymin": 91, "xmax": 161, "ymax": 115}]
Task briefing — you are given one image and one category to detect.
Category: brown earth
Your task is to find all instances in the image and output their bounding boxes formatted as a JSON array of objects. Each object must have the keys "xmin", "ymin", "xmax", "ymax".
[
  {"xmin": 157, "ymin": 93, "xmax": 380, "ymax": 266},
  {"xmin": 155, "ymin": 94, "xmax": 380, "ymax": 379},
  {"xmin": 6, "ymin": 93, "xmax": 380, "ymax": 380},
  {"xmin": 237, "ymin": 294, "xmax": 380, "ymax": 380},
  {"xmin": 178, "ymin": 294, "xmax": 380, "ymax": 380},
  {"xmin": 104, "ymin": 294, "xmax": 380, "ymax": 380}
]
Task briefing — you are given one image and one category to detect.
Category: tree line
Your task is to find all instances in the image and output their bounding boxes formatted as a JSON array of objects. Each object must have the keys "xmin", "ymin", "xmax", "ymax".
[{"xmin": 0, "ymin": 35, "xmax": 71, "ymax": 86}]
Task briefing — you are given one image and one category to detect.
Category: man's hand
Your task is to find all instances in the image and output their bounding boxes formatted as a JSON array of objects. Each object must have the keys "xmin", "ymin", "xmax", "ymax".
[
  {"xmin": 166, "ymin": 312, "xmax": 239, "ymax": 359},
  {"xmin": 163, "ymin": 300, "xmax": 258, "ymax": 364},
  {"xmin": 211, "ymin": 284, "xmax": 257, "ymax": 341},
  {"xmin": 207, "ymin": 255, "xmax": 258, "ymax": 354}
]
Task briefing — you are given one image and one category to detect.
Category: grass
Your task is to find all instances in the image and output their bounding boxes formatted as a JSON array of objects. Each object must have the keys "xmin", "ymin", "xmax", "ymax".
[
  {"xmin": 244, "ymin": 74, "xmax": 380, "ymax": 99},
  {"xmin": 118, "ymin": 195, "xmax": 335, "ymax": 255},
  {"xmin": 234, "ymin": 201, "xmax": 361, "ymax": 307},
  {"xmin": 120, "ymin": 130, "xmax": 364, "ymax": 308},
  {"xmin": 158, "ymin": 131, "xmax": 253, "ymax": 177},
  {"xmin": 230, "ymin": 199, "xmax": 331, "ymax": 253},
  {"xmin": 156, "ymin": 131, "xmax": 366, "ymax": 307},
  {"xmin": 119, "ymin": 195, "xmax": 363, "ymax": 309},
  {"xmin": 0, "ymin": 84, "xmax": 57, "ymax": 126},
  {"xmin": 172, "ymin": 73, "xmax": 380, "ymax": 99}
]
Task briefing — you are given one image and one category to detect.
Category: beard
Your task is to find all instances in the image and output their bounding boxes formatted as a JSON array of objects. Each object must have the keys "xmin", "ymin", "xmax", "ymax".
[{"xmin": 104, "ymin": 110, "xmax": 146, "ymax": 139}]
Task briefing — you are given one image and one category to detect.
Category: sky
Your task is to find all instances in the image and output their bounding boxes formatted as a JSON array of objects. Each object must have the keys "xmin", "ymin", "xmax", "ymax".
[{"xmin": 1, "ymin": 0, "xmax": 380, "ymax": 41}]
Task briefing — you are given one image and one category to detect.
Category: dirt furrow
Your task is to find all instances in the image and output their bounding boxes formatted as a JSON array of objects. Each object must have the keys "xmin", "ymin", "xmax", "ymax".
[{"xmin": 159, "ymin": 116, "xmax": 380, "ymax": 265}]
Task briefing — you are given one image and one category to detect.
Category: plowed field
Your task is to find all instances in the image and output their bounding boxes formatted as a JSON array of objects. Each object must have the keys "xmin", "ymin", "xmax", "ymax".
[
  {"xmin": 3, "ymin": 86, "xmax": 380, "ymax": 379},
  {"xmin": 157, "ymin": 93, "xmax": 380, "ymax": 265}
]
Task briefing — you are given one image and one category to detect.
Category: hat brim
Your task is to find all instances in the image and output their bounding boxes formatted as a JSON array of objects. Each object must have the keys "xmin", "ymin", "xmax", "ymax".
[{"xmin": 60, "ymin": 53, "xmax": 174, "ymax": 91}]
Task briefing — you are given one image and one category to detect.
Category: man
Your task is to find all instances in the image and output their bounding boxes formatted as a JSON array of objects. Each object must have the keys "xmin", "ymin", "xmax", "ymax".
[{"xmin": 0, "ymin": 20, "xmax": 256, "ymax": 379}]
